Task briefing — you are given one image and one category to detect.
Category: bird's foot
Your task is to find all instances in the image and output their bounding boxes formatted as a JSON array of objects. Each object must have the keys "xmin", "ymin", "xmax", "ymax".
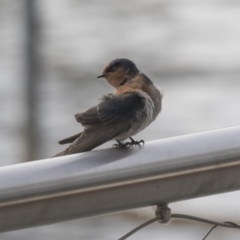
[
  {"xmin": 113, "ymin": 138, "xmax": 145, "ymax": 148},
  {"xmin": 128, "ymin": 137, "xmax": 145, "ymax": 147},
  {"xmin": 113, "ymin": 140, "xmax": 129, "ymax": 148}
]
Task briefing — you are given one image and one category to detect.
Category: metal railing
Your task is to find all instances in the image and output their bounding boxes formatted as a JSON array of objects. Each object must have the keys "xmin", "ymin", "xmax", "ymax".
[{"xmin": 0, "ymin": 126, "xmax": 240, "ymax": 232}]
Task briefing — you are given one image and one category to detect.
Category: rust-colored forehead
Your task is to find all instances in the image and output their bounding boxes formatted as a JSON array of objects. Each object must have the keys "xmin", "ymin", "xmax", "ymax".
[{"xmin": 102, "ymin": 63, "xmax": 111, "ymax": 73}]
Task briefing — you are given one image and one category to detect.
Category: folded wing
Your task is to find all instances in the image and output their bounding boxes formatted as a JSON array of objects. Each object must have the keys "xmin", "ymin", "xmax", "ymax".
[{"xmin": 53, "ymin": 92, "xmax": 146, "ymax": 157}]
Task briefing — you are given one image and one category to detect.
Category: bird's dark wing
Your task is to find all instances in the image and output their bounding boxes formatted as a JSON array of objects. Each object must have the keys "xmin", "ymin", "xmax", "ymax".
[
  {"xmin": 98, "ymin": 93, "xmax": 146, "ymax": 125},
  {"xmin": 75, "ymin": 93, "xmax": 146, "ymax": 126},
  {"xmin": 54, "ymin": 92, "xmax": 146, "ymax": 157},
  {"xmin": 58, "ymin": 106, "xmax": 102, "ymax": 145},
  {"xmin": 75, "ymin": 105, "xmax": 102, "ymax": 127}
]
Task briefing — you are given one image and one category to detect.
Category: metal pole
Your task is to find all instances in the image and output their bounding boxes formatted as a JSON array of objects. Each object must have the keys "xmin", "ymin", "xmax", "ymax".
[
  {"xmin": 24, "ymin": 0, "xmax": 41, "ymax": 161},
  {"xmin": 0, "ymin": 126, "xmax": 240, "ymax": 232}
]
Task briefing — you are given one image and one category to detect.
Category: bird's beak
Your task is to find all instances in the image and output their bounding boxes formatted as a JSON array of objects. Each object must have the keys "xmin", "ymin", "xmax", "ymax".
[{"xmin": 97, "ymin": 74, "xmax": 106, "ymax": 78}]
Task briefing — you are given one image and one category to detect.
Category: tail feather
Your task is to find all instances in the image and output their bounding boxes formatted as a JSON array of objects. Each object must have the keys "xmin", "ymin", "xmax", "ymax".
[
  {"xmin": 58, "ymin": 133, "xmax": 82, "ymax": 145},
  {"xmin": 53, "ymin": 125, "xmax": 123, "ymax": 157}
]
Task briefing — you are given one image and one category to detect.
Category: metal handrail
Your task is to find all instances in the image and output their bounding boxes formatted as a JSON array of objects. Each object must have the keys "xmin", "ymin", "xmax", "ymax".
[{"xmin": 0, "ymin": 126, "xmax": 240, "ymax": 232}]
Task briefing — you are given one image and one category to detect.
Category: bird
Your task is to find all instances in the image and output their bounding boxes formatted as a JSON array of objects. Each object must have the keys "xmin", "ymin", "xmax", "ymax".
[{"xmin": 53, "ymin": 58, "xmax": 163, "ymax": 157}]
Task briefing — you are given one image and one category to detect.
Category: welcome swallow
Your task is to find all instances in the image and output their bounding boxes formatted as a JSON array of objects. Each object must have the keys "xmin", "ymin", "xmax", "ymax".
[{"xmin": 53, "ymin": 58, "xmax": 163, "ymax": 157}]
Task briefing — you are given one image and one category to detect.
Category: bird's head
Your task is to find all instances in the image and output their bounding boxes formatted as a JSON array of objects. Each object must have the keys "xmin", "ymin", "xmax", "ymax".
[{"xmin": 97, "ymin": 58, "xmax": 139, "ymax": 88}]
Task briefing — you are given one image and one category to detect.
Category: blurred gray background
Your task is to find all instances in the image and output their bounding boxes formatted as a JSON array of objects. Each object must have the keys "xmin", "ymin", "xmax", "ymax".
[{"xmin": 1, "ymin": 0, "xmax": 240, "ymax": 239}]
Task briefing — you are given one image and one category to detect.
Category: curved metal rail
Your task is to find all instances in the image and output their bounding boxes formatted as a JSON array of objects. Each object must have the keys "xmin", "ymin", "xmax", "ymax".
[{"xmin": 0, "ymin": 126, "xmax": 240, "ymax": 232}]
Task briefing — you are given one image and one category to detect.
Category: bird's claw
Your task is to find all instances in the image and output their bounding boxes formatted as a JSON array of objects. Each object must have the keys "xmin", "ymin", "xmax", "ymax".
[
  {"xmin": 113, "ymin": 141, "xmax": 129, "ymax": 148},
  {"xmin": 129, "ymin": 137, "xmax": 145, "ymax": 146},
  {"xmin": 113, "ymin": 138, "xmax": 145, "ymax": 148}
]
